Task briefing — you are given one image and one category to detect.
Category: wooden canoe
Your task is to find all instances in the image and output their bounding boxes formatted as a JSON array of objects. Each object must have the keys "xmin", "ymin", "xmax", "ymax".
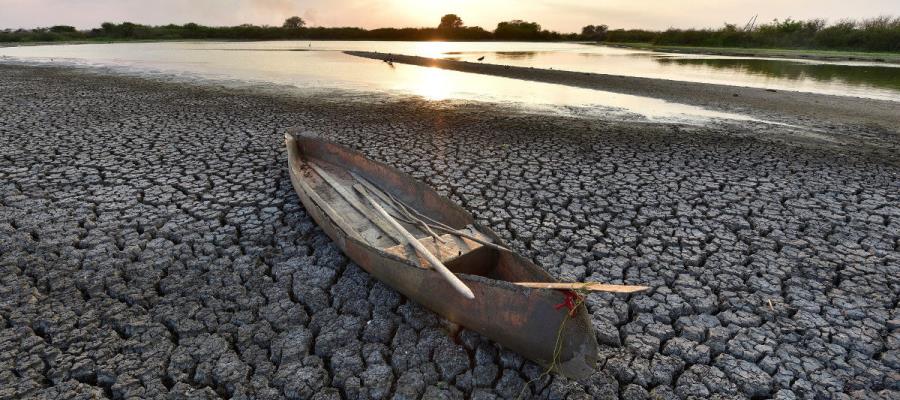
[{"xmin": 285, "ymin": 131, "xmax": 599, "ymax": 379}]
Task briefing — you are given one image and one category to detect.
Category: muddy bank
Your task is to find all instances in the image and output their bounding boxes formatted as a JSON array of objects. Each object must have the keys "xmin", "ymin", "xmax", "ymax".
[
  {"xmin": 1, "ymin": 64, "xmax": 898, "ymax": 399},
  {"xmin": 346, "ymin": 51, "xmax": 900, "ymax": 138}
]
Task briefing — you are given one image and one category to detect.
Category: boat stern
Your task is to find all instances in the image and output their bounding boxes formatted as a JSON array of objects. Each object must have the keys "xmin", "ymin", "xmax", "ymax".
[{"xmin": 555, "ymin": 309, "xmax": 601, "ymax": 380}]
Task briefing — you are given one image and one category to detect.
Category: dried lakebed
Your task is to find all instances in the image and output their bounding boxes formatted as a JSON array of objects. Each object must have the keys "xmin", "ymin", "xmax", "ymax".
[{"xmin": 1, "ymin": 64, "xmax": 898, "ymax": 400}]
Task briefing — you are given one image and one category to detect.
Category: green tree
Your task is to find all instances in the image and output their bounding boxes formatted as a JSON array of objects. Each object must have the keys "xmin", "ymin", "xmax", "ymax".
[
  {"xmin": 282, "ymin": 16, "xmax": 306, "ymax": 29},
  {"xmin": 438, "ymin": 14, "xmax": 464, "ymax": 30}
]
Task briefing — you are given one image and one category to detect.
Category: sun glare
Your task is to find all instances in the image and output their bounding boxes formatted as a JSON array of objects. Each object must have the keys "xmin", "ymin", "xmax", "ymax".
[
  {"xmin": 412, "ymin": 66, "xmax": 452, "ymax": 101},
  {"xmin": 413, "ymin": 41, "xmax": 455, "ymax": 58}
]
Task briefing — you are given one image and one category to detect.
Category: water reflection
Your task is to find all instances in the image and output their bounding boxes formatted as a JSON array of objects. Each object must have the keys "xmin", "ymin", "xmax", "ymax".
[
  {"xmin": 410, "ymin": 41, "xmax": 457, "ymax": 59},
  {"xmin": 0, "ymin": 41, "xmax": 763, "ymax": 123},
  {"xmin": 441, "ymin": 51, "xmax": 539, "ymax": 61},
  {"xmin": 413, "ymin": 67, "xmax": 452, "ymax": 101},
  {"xmin": 443, "ymin": 51, "xmax": 538, "ymax": 60},
  {"xmin": 655, "ymin": 58, "xmax": 900, "ymax": 92},
  {"xmin": 412, "ymin": 44, "xmax": 900, "ymax": 101},
  {"xmin": 494, "ymin": 51, "xmax": 538, "ymax": 60},
  {"xmin": 1, "ymin": 40, "xmax": 898, "ymax": 103}
]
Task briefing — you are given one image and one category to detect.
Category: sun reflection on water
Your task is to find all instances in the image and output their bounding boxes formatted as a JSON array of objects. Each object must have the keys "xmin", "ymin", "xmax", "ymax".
[
  {"xmin": 411, "ymin": 66, "xmax": 451, "ymax": 101},
  {"xmin": 412, "ymin": 41, "xmax": 453, "ymax": 59},
  {"xmin": 0, "ymin": 41, "xmax": 782, "ymax": 121}
]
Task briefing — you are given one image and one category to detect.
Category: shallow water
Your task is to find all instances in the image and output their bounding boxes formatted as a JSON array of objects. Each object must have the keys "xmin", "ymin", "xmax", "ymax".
[
  {"xmin": 1, "ymin": 41, "xmax": 895, "ymax": 122},
  {"xmin": 411, "ymin": 43, "xmax": 900, "ymax": 101},
  {"xmin": 197, "ymin": 41, "xmax": 900, "ymax": 100}
]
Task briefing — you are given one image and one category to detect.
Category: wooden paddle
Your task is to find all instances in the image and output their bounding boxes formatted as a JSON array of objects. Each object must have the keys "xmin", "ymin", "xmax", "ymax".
[
  {"xmin": 353, "ymin": 184, "xmax": 476, "ymax": 300},
  {"xmin": 514, "ymin": 282, "xmax": 650, "ymax": 293}
]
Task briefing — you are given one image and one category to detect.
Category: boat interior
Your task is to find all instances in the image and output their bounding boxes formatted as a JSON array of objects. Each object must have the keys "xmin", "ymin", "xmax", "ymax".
[{"xmin": 292, "ymin": 156, "xmax": 537, "ymax": 282}]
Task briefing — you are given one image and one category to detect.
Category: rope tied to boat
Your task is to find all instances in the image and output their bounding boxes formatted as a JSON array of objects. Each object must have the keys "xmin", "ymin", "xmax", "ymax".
[
  {"xmin": 516, "ymin": 287, "xmax": 589, "ymax": 399},
  {"xmin": 554, "ymin": 290, "xmax": 583, "ymax": 317}
]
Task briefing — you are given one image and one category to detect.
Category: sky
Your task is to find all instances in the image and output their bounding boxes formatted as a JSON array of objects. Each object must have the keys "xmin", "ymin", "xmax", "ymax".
[{"xmin": 1, "ymin": 0, "xmax": 898, "ymax": 32}]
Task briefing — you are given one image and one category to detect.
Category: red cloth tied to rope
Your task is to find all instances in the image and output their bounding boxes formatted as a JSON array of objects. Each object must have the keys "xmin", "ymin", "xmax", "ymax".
[{"xmin": 554, "ymin": 290, "xmax": 582, "ymax": 317}]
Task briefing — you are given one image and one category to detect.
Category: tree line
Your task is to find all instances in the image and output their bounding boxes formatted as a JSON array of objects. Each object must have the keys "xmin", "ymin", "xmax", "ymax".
[
  {"xmin": 604, "ymin": 16, "xmax": 900, "ymax": 52},
  {"xmin": 0, "ymin": 15, "xmax": 578, "ymax": 43},
  {"xmin": 2, "ymin": 15, "xmax": 897, "ymax": 52}
]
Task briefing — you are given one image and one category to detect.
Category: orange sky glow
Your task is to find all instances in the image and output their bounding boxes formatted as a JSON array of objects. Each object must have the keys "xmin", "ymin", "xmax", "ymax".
[{"xmin": 1, "ymin": 0, "xmax": 898, "ymax": 31}]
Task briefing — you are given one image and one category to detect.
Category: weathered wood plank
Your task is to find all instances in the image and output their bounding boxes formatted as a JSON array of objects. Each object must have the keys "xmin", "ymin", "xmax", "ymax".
[
  {"xmin": 513, "ymin": 282, "xmax": 650, "ymax": 293},
  {"xmin": 354, "ymin": 184, "xmax": 476, "ymax": 300},
  {"xmin": 308, "ymin": 162, "xmax": 407, "ymax": 245},
  {"xmin": 290, "ymin": 164, "xmax": 364, "ymax": 242},
  {"xmin": 383, "ymin": 232, "xmax": 486, "ymax": 268}
]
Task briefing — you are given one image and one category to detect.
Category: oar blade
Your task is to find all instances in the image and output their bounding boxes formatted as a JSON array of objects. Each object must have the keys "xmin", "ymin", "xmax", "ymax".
[{"xmin": 514, "ymin": 282, "xmax": 650, "ymax": 294}]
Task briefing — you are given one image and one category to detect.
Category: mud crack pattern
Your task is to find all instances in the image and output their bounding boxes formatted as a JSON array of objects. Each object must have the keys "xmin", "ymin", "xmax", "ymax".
[{"xmin": 1, "ymin": 65, "xmax": 898, "ymax": 400}]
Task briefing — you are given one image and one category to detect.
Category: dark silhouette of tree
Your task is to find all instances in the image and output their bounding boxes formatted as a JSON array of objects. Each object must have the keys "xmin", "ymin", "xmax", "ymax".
[
  {"xmin": 111, "ymin": 22, "xmax": 139, "ymax": 37},
  {"xmin": 3, "ymin": 17, "xmax": 896, "ymax": 50},
  {"xmin": 581, "ymin": 24, "xmax": 608, "ymax": 41},
  {"xmin": 438, "ymin": 14, "xmax": 464, "ymax": 30},
  {"xmin": 49, "ymin": 25, "xmax": 77, "ymax": 33},
  {"xmin": 495, "ymin": 20, "xmax": 542, "ymax": 40},
  {"xmin": 433, "ymin": 14, "xmax": 491, "ymax": 40},
  {"xmin": 282, "ymin": 16, "xmax": 306, "ymax": 29}
]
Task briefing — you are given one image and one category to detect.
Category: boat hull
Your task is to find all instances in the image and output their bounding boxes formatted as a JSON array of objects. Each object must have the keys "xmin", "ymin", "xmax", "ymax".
[{"xmin": 285, "ymin": 131, "xmax": 599, "ymax": 379}]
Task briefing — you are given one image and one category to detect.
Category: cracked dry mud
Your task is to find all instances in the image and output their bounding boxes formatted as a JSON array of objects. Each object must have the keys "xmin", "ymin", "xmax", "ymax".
[{"xmin": 1, "ymin": 64, "xmax": 898, "ymax": 400}]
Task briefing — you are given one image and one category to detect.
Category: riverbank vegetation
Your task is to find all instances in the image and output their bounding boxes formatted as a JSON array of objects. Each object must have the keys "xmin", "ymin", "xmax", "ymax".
[
  {"xmin": 606, "ymin": 16, "xmax": 900, "ymax": 52},
  {"xmin": 0, "ymin": 15, "xmax": 576, "ymax": 43},
  {"xmin": 2, "ymin": 15, "xmax": 896, "ymax": 54}
]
